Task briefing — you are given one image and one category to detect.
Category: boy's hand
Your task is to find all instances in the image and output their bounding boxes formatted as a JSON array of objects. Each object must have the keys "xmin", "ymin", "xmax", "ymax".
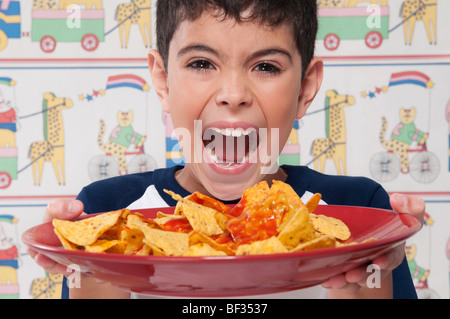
[
  {"xmin": 28, "ymin": 199, "xmax": 84, "ymax": 276},
  {"xmin": 323, "ymin": 193, "xmax": 425, "ymax": 298}
]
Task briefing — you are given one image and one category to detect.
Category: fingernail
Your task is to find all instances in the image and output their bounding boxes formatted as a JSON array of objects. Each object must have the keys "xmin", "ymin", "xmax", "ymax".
[
  {"xmin": 68, "ymin": 200, "xmax": 82, "ymax": 217},
  {"xmin": 393, "ymin": 193, "xmax": 406, "ymax": 210}
]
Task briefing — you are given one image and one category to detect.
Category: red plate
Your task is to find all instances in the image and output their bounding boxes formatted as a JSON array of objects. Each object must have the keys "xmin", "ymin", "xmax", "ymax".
[{"xmin": 22, "ymin": 205, "xmax": 421, "ymax": 297}]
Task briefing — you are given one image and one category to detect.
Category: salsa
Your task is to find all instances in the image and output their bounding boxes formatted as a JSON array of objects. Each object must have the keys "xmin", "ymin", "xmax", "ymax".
[
  {"xmin": 225, "ymin": 193, "xmax": 292, "ymax": 246},
  {"xmin": 159, "ymin": 217, "xmax": 193, "ymax": 233}
]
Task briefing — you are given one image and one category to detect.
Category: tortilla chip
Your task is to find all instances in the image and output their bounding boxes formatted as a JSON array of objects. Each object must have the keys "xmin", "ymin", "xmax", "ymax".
[
  {"xmin": 270, "ymin": 180, "xmax": 304, "ymax": 207},
  {"xmin": 153, "ymin": 214, "xmax": 186, "ymax": 227},
  {"xmin": 134, "ymin": 244, "xmax": 152, "ymax": 256},
  {"xmin": 163, "ymin": 189, "xmax": 183, "ymax": 202},
  {"xmin": 336, "ymin": 237, "xmax": 376, "ymax": 247},
  {"xmin": 306, "ymin": 193, "xmax": 322, "ymax": 213},
  {"xmin": 52, "ymin": 210, "xmax": 123, "ymax": 246},
  {"xmin": 290, "ymin": 235, "xmax": 336, "ymax": 252},
  {"xmin": 187, "ymin": 192, "xmax": 230, "ymax": 214},
  {"xmin": 236, "ymin": 236, "xmax": 288, "ymax": 255},
  {"xmin": 101, "ymin": 209, "xmax": 131, "ymax": 239},
  {"xmin": 156, "ymin": 211, "xmax": 174, "ymax": 218},
  {"xmin": 127, "ymin": 214, "xmax": 189, "ymax": 256},
  {"xmin": 270, "ymin": 181, "xmax": 307, "ymax": 232},
  {"xmin": 189, "ymin": 231, "xmax": 235, "ymax": 256},
  {"xmin": 142, "ymin": 240, "xmax": 166, "ymax": 256},
  {"xmin": 54, "ymin": 228, "xmax": 79, "ymax": 251},
  {"xmin": 214, "ymin": 212, "xmax": 233, "ymax": 231},
  {"xmin": 163, "ymin": 190, "xmax": 184, "ymax": 215},
  {"xmin": 119, "ymin": 226, "xmax": 145, "ymax": 255},
  {"xmin": 277, "ymin": 206, "xmax": 315, "ymax": 248},
  {"xmin": 182, "ymin": 243, "xmax": 227, "ymax": 257},
  {"xmin": 240, "ymin": 181, "xmax": 270, "ymax": 209},
  {"xmin": 310, "ymin": 213, "xmax": 351, "ymax": 241},
  {"xmin": 84, "ymin": 239, "xmax": 124, "ymax": 253},
  {"xmin": 175, "ymin": 199, "xmax": 223, "ymax": 236}
]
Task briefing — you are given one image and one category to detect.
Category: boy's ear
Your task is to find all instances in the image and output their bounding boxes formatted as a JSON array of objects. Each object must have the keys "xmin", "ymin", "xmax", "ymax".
[
  {"xmin": 296, "ymin": 57, "xmax": 324, "ymax": 119},
  {"xmin": 148, "ymin": 50, "xmax": 170, "ymax": 113}
]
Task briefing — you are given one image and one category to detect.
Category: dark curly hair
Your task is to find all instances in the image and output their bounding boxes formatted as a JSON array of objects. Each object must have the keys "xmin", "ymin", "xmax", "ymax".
[{"xmin": 155, "ymin": 0, "xmax": 318, "ymax": 79}]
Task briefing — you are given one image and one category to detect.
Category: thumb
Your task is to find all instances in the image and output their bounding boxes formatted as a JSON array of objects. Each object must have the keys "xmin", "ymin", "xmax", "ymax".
[
  {"xmin": 43, "ymin": 199, "xmax": 84, "ymax": 223},
  {"xmin": 390, "ymin": 193, "xmax": 425, "ymax": 225}
]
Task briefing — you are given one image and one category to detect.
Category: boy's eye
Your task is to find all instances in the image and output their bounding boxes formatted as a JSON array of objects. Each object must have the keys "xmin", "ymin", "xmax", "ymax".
[
  {"xmin": 188, "ymin": 59, "xmax": 214, "ymax": 71},
  {"xmin": 253, "ymin": 62, "xmax": 281, "ymax": 74}
]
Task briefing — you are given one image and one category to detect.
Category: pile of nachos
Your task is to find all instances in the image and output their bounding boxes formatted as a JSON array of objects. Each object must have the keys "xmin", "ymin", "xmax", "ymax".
[{"xmin": 52, "ymin": 180, "xmax": 361, "ymax": 257}]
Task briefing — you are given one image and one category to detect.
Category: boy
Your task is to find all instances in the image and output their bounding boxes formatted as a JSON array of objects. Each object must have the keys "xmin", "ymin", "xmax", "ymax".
[{"xmin": 31, "ymin": 0, "xmax": 424, "ymax": 299}]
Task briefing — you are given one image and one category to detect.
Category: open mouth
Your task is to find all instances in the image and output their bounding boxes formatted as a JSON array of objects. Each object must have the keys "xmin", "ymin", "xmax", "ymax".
[{"xmin": 202, "ymin": 127, "xmax": 259, "ymax": 167}]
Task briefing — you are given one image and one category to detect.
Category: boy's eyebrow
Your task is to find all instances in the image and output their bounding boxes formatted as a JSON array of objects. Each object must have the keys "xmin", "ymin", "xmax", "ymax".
[
  {"xmin": 247, "ymin": 48, "xmax": 293, "ymax": 64},
  {"xmin": 177, "ymin": 44, "xmax": 221, "ymax": 59},
  {"xmin": 177, "ymin": 44, "xmax": 293, "ymax": 64}
]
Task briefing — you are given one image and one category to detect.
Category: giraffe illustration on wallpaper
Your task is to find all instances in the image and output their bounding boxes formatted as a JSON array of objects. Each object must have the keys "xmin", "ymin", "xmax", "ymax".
[
  {"xmin": 115, "ymin": 0, "xmax": 151, "ymax": 48},
  {"xmin": 401, "ymin": 0, "xmax": 437, "ymax": 45},
  {"xmin": 30, "ymin": 272, "xmax": 63, "ymax": 299},
  {"xmin": 28, "ymin": 93, "xmax": 73, "ymax": 186},
  {"xmin": 310, "ymin": 90, "xmax": 356, "ymax": 175}
]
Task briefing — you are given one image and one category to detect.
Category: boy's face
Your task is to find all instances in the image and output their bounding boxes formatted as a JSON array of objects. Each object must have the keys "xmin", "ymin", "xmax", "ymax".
[{"xmin": 150, "ymin": 11, "xmax": 322, "ymax": 200}]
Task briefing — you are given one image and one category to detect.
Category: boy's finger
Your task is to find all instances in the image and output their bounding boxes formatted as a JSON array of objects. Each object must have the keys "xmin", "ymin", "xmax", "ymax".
[
  {"xmin": 321, "ymin": 273, "xmax": 347, "ymax": 289},
  {"xmin": 43, "ymin": 199, "xmax": 84, "ymax": 223},
  {"xmin": 344, "ymin": 265, "xmax": 367, "ymax": 284},
  {"xmin": 372, "ymin": 245, "xmax": 405, "ymax": 271},
  {"xmin": 390, "ymin": 193, "xmax": 425, "ymax": 225},
  {"xmin": 34, "ymin": 253, "xmax": 72, "ymax": 276}
]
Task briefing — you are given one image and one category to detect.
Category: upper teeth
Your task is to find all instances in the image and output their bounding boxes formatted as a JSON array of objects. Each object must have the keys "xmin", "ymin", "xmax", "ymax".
[{"xmin": 209, "ymin": 127, "xmax": 256, "ymax": 137}]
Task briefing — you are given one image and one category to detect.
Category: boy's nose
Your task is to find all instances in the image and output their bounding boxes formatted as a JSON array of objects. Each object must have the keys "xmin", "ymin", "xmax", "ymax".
[{"xmin": 215, "ymin": 71, "xmax": 252, "ymax": 108}]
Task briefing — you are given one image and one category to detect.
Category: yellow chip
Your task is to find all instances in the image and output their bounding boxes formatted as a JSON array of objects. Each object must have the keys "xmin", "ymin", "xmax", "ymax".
[
  {"xmin": 142, "ymin": 240, "xmax": 166, "ymax": 256},
  {"xmin": 236, "ymin": 236, "xmax": 288, "ymax": 256},
  {"xmin": 153, "ymin": 214, "xmax": 186, "ymax": 228},
  {"xmin": 134, "ymin": 243, "xmax": 153, "ymax": 256},
  {"xmin": 270, "ymin": 181, "xmax": 306, "ymax": 232},
  {"xmin": 163, "ymin": 190, "xmax": 184, "ymax": 215},
  {"xmin": 176, "ymin": 199, "xmax": 223, "ymax": 236},
  {"xmin": 189, "ymin": 231, "xmax": 234, "ymax": 256},
  {"xmin": 310, "ymin": 213, "xmax": 351, "ymax": 241},
  {"xmin": 52, "ymin": 210, "xmax": 123, "ymax": 246},
  {"xmin": 290, "ymin": 234, "xmax": 336, "ymax": 252},
  {"xmin": 101, "ymin": 209, "xmax": 131, "ymax": 239},
  {"xmin": 242, "ymin": 181, "xmax": 270, "ymax": 208},
  {"xmin": 54, "ymin": 229, "xmax": 79, "ymax": 251},
  {"xmin": 270, "ymin": 180, "xmax": 304, "ymax": 207},
  {"xmin": 182, "ymin": 243, "xmax": 227, "ymax": 257},
  {"xmin": 336, "ymin": 237, "xmax": 376, "ymax": 247},
  {"xmin": 306, "ymin": 193, "xmax": 322, "ymax": 213},
  {"xmin": 84, "ymin": 239, "xmax": 124, "ymax": 253},
  {"xmin": 120, "ymin": 226, "xmax": 145, "ymax": 255},
  {"xmin": 277, "ymin": 206, "xmax": 315, "ymax": 248},
  {"xmin": 127, "ymin": 214, "xmax": 189, "ymax": 256}
]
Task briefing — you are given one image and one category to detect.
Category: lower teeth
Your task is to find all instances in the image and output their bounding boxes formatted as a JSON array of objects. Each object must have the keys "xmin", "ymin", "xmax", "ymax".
[{"xmin": 207, "ymin": 150, "xmax": 249, "ymax": 165}]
